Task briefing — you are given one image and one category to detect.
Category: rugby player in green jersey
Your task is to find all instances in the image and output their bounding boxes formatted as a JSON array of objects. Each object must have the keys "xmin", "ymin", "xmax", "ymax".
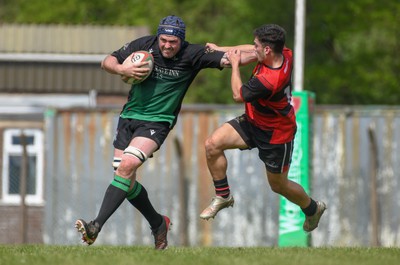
[{"xmin": 75, "ymin": 15, "xmax": 255, "ymax": 250}]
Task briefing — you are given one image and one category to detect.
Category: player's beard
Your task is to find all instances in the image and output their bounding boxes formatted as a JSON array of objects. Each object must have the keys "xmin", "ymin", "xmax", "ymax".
[
  {"xmin": 161, "ymin": 48, "xmax": 178, "ymax": 59},
  {"xmin": 255, "ymin": 51, "xmax": 265, "ymax": 63}
]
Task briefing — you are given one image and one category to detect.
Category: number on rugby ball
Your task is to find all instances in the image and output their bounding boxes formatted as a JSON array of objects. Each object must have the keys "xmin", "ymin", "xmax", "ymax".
[{"xmin": 121, "ymin": 51, "xmax": 154, "ymax": 84}]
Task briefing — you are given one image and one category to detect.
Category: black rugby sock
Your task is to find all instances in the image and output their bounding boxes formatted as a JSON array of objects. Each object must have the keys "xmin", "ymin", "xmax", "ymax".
[
  {"xmin": 94, "ymin": 175, "xmax": 131, "ymax": 229},
  {"xmin": 127, "ymin": 181, "xmax": 163, "ymax": 229},
  {"xmin": 214, "ymin": 177, "xmax": 230, "ymax": 198},
  {"xmin": 301, "ymin": 198, "xmax": 318, "ymax": 216}
]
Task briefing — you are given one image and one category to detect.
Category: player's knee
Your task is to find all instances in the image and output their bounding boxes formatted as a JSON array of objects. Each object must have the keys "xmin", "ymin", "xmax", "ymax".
[
  {"xmin": 205, "ymin": 136, "xmax": 219, "ymax": 157},
  {"xmin": 116, "ymin": 159, "xmax": 136, "ymax": 177},
  {"xmin": 116, "ymin": 146, "xmax": 147, "ymax": 177},
  {"xmin": 268, "ymin": 178, "xmax": 288, "ymax": 195},
  {"xmin": 270, "ymin": 182, "xmax": 283, "ymax": 194}
]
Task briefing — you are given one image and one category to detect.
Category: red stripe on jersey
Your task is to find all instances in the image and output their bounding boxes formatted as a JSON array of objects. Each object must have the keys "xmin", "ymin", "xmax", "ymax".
[{"xmin": 244, "ymin": 48, "xmax": 296, "ymax": 144}]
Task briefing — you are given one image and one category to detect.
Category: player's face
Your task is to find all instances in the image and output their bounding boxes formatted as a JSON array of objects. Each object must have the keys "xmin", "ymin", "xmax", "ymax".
[
  {"xmin": 254, "ymin": 37, "xmax": 269, "ymax": 63},
  {"xmin": 158, "ymin": 34, "xmax": 182, "ymax": 58}
]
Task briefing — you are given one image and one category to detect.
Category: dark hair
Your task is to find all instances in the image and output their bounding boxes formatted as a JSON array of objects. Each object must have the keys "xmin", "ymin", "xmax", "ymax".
[{"xmin": 253, "ymin": 24, "xmax": 286, "ymax": 53}]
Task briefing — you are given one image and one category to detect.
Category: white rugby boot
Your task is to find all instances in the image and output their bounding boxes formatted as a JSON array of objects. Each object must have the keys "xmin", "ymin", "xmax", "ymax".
[
  {"xmin": 200, "ymin": 195, "xmax": 234, "ymax": 220},
  {"xmin": 303, "ymin": 201, "xmax": 327, "ymax": 232}
]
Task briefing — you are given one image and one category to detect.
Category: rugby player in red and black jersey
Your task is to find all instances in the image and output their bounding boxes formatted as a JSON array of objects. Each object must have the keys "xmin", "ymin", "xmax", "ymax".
[{"xmin": 200, "ymin": 24, "xmax": 327, "ymax": 233}]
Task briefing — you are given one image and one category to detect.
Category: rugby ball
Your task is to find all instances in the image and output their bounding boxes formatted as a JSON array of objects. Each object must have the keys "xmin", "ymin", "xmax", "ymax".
[{"xmin": 121, "ymin": 51, "xmax": 154, "ymax": 84}]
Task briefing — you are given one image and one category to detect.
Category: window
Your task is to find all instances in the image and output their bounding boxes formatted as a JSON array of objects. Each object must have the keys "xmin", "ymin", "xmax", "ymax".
[{"xmin": 2, "ymin": 129, "xmax": 44, "ymax": 204}]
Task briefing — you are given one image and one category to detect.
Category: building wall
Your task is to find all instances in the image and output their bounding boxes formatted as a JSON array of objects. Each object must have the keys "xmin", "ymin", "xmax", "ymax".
[{"xmin": 0, "ymin": 206, "xmax": 44, "ymax": 244}]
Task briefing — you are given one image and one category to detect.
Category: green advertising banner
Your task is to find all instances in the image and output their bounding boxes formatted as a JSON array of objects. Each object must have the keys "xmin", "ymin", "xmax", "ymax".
[{"xmin": 278, "ymin": 90, "xmax": 315, "ymax": 247}]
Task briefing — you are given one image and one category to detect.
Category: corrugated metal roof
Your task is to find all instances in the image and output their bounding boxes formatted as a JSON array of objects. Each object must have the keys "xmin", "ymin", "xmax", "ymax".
[
  {"xmin": 0, "ymin": 24, "xmax": 150, "ymax": 54},
  {"xmin": 0, "ymin": 24, "xmax": 151, "ymax": 95},
  {"xmin": 0, "ymin": 53, "xmax": 105, "ymax": 63},
  {"xmin": 0, "ymin": 60, "xmax": 130, "ymax": 94}
]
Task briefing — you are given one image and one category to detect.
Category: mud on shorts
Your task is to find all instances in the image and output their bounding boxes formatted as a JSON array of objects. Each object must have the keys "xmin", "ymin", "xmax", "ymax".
[{"xmin": 227, "ymin": 114, "xmax": 294, "ymax": 173}]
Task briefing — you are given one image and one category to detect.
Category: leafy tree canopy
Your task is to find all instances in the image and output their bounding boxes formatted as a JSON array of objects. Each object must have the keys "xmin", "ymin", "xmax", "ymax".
[{"xmin": 1, "ymin": 0, "xmax": 398, "ymax": 105}]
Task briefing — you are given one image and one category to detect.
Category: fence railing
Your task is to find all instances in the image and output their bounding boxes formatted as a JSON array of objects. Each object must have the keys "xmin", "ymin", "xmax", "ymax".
[{"xmin": 42, "ymin": 105, "xmax": 400, "ymax": 247}]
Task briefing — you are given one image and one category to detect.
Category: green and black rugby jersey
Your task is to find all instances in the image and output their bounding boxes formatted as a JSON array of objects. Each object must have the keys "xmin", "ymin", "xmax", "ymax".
[{"xmin": 111, "ymin": 35, "xmax": 225, "ymax": 128}]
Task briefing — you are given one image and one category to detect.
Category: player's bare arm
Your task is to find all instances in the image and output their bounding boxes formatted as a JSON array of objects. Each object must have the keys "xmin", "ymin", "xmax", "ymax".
[
  {"xmin": 206, "ymin": 43, "xmax": 254, "ymax": 52},
  {"xmin": 239, "ymin": 50, "xmax": 257, "ymax": 65},
  {"xmin": 226, "ymin": 49, "xmax": 244, "ymax": 102},
  {"xmin": 210, "ymin": 43, "xmax": 257, "ymax": 67},
  {"xmin": 101, "ymin": 55, "xmax": 150, "ymax": 79}
]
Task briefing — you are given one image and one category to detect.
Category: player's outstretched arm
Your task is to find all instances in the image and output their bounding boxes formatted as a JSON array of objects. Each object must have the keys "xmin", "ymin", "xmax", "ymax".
[
  {"xmin": 239, "ymin": 50, "xmax": 257, "ymax": 65},
  {"xmin": 206, "ymin": 43, "xmax": 254, "ymax": 53},
  {"xmin": 209, "ymin": 43, "xmax": 257, "ymax": 67}
]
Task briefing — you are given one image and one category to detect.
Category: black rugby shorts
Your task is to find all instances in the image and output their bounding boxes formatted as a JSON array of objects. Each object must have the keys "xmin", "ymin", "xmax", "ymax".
[
  {"xmin": 113, "ymin": 117, "xmax": 171, "ymax": 150},
  {"xmin": 227, "ymin": 114, "xmax": 294, "ymax": 173}
]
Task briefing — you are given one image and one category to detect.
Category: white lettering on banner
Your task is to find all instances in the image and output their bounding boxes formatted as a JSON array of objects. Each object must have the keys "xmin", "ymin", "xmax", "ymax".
[
  {"xmin": 279, "ymin": 122, "xmax": 303, "ymax": 235},
  {"xmin": 279, "ymin": 202, "xmax": 302, "ymax": 235},
  {"xmin": 288, "ymin": 122, "xmax": 302, "ymax": 183}
]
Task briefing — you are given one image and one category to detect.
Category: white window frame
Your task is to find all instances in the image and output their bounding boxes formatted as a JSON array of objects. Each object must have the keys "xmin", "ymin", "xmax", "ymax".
[{"xmin": 2, "ymin": 129, "xmax": 44, "ymax": 205}]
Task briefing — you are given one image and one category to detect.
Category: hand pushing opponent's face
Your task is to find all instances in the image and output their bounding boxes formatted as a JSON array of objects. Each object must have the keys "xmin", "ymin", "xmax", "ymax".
[{"xmin": 158, "ymin": 34, "xmax": 182, "ymax": 59}]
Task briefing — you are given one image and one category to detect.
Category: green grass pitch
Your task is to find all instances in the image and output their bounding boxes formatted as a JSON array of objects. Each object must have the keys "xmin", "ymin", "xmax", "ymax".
[{"xmin": 1, "ymin": 245, "xmax": 399, "ymax": 265}]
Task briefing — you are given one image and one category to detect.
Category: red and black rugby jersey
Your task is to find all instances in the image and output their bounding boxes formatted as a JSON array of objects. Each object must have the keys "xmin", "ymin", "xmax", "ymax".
[{"xmin": 240, "ymin": 47, "xmax": 297, "ymax": 144}]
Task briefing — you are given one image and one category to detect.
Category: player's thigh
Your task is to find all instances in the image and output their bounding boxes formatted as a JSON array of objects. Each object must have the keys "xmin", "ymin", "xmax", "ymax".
[
  {"xmin": 208, "ymin": 122, "xmax": 248, "ymax": 150},
  {"xmin": 128, "ymin": 136, "xmax": 159, "ymax": 157},
  {"xmin": 118, "ymin": 137, "xmax": 158, "ymax": 174},
  {"xmin": 114, "ymin": 148, "xmax": 123, "ymax": 157},
  {"xmin": 114, "ymin": 140, "xmax": 152, "ymax": 163}
]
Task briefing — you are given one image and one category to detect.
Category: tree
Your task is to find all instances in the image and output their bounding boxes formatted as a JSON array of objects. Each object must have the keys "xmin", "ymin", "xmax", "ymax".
[
  {"xmin": 1, "ymin": 0, "xmax": 398, "ymax": 104},
  {"xmin": 306, "ymin": 0, "xmax": 400, "ymax": 104}
]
